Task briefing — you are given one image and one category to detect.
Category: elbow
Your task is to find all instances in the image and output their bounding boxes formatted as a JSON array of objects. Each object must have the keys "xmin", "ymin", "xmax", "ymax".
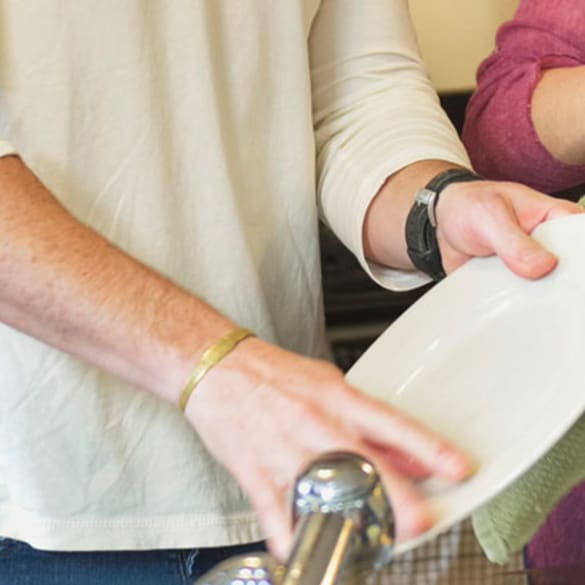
[
  {"xmin": 461, "ymin": 94, "xmax": 524, "ymax": 183},
  {"xmin": 463, "ymin": 91, "xmax": 585, "ymax": 195}
]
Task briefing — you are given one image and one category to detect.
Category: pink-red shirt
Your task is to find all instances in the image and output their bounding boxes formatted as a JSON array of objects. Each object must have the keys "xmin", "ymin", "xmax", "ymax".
[
  {"xmin": 465, "ymin": 3, "xmax": 585, "ymax": 571},
  {"xmin": 462, "ymin": 0, "xmax": 585, "ymax": 193}
]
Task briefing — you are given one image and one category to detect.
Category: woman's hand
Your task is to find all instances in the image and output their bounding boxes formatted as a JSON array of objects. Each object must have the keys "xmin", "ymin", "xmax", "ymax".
[{"xmin": 185, "ymin": 336, "xmax": 473, "ymax": 560}]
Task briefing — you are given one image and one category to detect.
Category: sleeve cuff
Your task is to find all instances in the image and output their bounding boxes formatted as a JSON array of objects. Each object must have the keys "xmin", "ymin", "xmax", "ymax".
[
  {"xmin": 0, "ymin": 141, "xmax": 17, "ymax": 159},
  {"xmin": 321, "ymin": 148, "xmax": 469, "ymax": 293}
]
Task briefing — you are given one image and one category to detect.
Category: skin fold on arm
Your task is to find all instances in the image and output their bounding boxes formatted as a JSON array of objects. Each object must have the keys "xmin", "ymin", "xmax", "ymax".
[{"xmin": 531, "ymin": 65, "xmax": 585, "ymax": 166}]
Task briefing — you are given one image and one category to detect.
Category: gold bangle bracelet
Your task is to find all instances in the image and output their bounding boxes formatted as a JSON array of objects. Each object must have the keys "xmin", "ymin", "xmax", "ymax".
[{"xmin": 178, "ymin": 327, "xmax": 254, "ymax": 412}]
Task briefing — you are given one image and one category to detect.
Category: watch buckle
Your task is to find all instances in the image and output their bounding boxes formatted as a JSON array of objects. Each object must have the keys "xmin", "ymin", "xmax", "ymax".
[{"xmin": 414, "ymin": 187, "xmax": 438, "ymax": 227}]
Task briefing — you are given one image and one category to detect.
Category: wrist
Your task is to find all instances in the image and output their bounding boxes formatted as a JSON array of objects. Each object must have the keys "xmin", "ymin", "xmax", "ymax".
[
  {"xmin": 178, "ymin": 327, "xmax": 255, "ymax": 411},
  {"xmin": 182, "ymin": 334, "xmax": 269, "ymax": 421},
  {"xmin": 363, "ymin": 161, "xmax": 467, "ymax": 269},
  {"xmin": 147, "ymin": 303, "xmax": 239, "ymax": 403},
  {"xmin": 405, "ymin": 168, "xmax": 483, "ymax": 280}
]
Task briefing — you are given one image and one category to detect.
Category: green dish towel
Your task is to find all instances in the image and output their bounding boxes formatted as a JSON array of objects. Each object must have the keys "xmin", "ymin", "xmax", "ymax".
[
  {"xmin": 472, "ymin": 196, "xmax": 585, "ymax": 564},
  {"xmin": 472, "ymin": 414, "xmax": 585, "ymax": 564}
]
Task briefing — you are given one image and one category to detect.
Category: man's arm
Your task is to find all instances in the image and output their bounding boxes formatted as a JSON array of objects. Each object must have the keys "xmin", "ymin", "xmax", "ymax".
[
  {"xmin": 309, "ymin": 0, "xmax": 581, "ymax": 285},
  {"xmin": 0, "ymin": 155, "xmax": 233, "ymax": 401},
  {"xmin": 309, "ymin": 0, "xmax": 470, "ymax": 293},
  {"xmin": 0, "ymin": 154, "xmax": 472, "ymax": 558}
]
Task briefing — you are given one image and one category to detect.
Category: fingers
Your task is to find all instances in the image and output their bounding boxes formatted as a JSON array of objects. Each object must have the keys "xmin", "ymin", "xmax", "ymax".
[
  {"xmin": 280, "ymin": 390, "xmax": 465, "ymax": 483},
  {"xmin": 541, "ymin": 196, "xmax": 584, "ymax": 221},
  {"xmin": 371, "ymin": 445, "xmax": 432, "ymax": 480},
  {"xmin": 366, "ymin": 452, "xmax": 434, "ymax": 541},
  {"xmin": 242, "ymin": 422, "xmax": 434, "ymax": 553},
  {"xmin": 245, "ymin": 391, "xmax": 440, "ymax": 545},
  {"xmin": 249, "ymin": 448, "xmax": 433, "ymax": 552},
  {"xmin": 246, "ymin": 473, "xmax": 293, "ymax": 561},
  {"xmin": 283, "ymin": 383, "xmax": 472, "ymax": 541},
  {"xmin": 330, "ymin": 385, "xmax": 474, "ymax": 482},
  {"xmin": 437, "ymin": 182, "xmax": 578, "ymax": 279},
  {"xmin": 189, "ymin": 341, "xmax": 472, "ymax": 555},
  {"xmin": 477, "ymin": 200, "xmax": 558, "ymax": 279}
]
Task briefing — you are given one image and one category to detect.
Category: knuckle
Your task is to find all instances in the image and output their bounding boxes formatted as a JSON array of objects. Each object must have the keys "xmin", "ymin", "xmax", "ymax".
[
  {"xmin": 316, "ymin": 361, "xmax": 344, "ymax": 381},
  {"xmin": 474, "ymin": 191, "xmax": 507, "ymax": 215},
  {"xmin": 288, "ymin": 399, "xmax": 320, "ymax": 426}
]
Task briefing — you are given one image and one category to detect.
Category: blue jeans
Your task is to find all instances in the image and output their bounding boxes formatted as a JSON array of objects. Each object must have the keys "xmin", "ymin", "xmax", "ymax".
[{"xmin": 0, "ymin": 538, "xmax": 266, "ymax": 585}]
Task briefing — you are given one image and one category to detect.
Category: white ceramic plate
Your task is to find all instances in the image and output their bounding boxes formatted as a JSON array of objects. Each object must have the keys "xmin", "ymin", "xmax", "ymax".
[{"xmin": 346, "ymin": 214, "xmax": 585, "ymax": 555}]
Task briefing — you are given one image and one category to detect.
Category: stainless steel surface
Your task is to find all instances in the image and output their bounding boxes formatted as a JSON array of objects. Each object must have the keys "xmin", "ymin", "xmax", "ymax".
[
  {"xmin": 292, "ymin": 452, "xmax": 394, "ymax": 571},
  {"xmin": 195, "ymin": 553, "xmax": 285, "ymax": 585},
  {"xmin": 195, "ymin": 452, "xmax": 394, "ymax": 585},
  {"xmin": 282, "ymin": 512, "xmax": 353, "ymax": 585}
]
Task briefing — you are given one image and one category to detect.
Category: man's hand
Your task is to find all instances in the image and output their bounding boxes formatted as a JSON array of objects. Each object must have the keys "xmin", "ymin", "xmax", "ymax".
[
  {"xmin": 0, "ymin": 156, "xmax": 473, "ymax": 563},
  {"xmin": 436, "ymin": 180, "xmax": 583, "ymax": 278},
  {"xmin": 185, "ymin": 337, "xmax": 473, "ymax": 560},
  {"xmin": 363, "ymin": 160, "xmax": 583, "ymax": 279}
]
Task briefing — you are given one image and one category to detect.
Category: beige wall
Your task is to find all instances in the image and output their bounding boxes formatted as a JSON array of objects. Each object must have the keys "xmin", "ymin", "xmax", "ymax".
[{"xmin": 409, "ymin": 0, "xmax": 520, "ymax": 93}]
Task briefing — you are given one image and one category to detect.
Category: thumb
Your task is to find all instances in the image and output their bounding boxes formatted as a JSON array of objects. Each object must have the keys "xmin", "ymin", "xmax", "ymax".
[{"xmin": 477, "ymin": 201, "xmax": 557, "ymax": 279}]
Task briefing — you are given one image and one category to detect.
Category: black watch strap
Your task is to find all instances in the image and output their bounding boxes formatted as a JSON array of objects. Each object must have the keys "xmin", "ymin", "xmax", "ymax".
[{"xmin": 405, "ymin": 168, "xmax": 483, "ymax": 281}]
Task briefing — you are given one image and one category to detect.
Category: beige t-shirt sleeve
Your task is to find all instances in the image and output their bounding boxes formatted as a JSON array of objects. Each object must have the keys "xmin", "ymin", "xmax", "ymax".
[
  {"xmin": 0, "ymin": 141, "xmax": 17, "ymax": 159},
  {"xmin": 309, "ymin": 0, "xmax": 470, "ymax": 291}
]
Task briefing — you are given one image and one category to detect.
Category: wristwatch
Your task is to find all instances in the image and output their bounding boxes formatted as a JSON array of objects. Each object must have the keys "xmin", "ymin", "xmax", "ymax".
[{"xmin": 405, "ymin": 168, "xmax": 483, "ymax": 281}]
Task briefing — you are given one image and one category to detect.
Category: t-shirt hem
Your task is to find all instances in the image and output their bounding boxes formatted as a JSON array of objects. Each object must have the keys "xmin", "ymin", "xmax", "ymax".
[
  {"xmin": 0, "ymin": 142, "xmax": 17, "ymax": 158},
  {"xmin": 0, "ymin": 508, "xmax": 263, "ymax": 551}
]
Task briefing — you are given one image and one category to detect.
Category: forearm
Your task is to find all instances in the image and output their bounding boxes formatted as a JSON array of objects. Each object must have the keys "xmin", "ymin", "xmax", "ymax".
[
  {"xmin": 362, "ymin": 159, "xmax": 464, "ymax": 270},
  {"xmin": 531, "ymin": 65, "xmax": 585, "ymax": 165},
  {"xmin": 0, "ymin": 156, "xmax": 235, "ymax": 403}
]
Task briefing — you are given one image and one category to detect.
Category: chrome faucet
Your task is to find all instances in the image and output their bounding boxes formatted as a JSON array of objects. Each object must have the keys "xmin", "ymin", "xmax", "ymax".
[{"xmin": 195, "ymin": 452, "xmax": 395, "ymax": 585}]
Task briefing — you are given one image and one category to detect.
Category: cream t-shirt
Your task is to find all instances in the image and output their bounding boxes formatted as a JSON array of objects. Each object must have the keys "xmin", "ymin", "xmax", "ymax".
[{"xmin": 0, "ymin": 0, "xmax": 468, "ymax": 551}]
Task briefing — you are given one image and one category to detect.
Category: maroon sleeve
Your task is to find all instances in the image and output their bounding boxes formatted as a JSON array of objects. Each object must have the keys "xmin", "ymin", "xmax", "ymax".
[{"xmin": 462, "ymin": 0, "xmax": 585, "ymax": 193}]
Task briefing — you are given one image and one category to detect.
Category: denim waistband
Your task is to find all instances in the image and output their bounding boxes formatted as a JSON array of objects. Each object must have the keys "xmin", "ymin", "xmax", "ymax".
[{"xmin": 0, "ymin": 537, "xmax": 265, "ymax": 585}]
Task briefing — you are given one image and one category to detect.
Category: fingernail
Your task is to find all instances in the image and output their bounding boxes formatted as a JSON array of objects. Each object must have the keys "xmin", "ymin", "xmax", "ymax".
[
  {"xmin": 397, "ymin": 505, "xmax": 433, "ymax": 541},
  {"xmin": 520, "ymin": 248, "xmax": 555, "ymax": 266},
  {"xmin": 439, "ymin": 451, "xmax": 472, "ymax": 479}
]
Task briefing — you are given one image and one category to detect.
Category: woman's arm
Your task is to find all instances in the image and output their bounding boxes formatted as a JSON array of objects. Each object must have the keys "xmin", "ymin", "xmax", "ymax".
[
  {"xmin": 531, "ymin": 65, "xmax": 585, "ymax": 165},
  {"xmin": 462, "ymin": 0, "xmax": 585, "ymax": 193}
]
